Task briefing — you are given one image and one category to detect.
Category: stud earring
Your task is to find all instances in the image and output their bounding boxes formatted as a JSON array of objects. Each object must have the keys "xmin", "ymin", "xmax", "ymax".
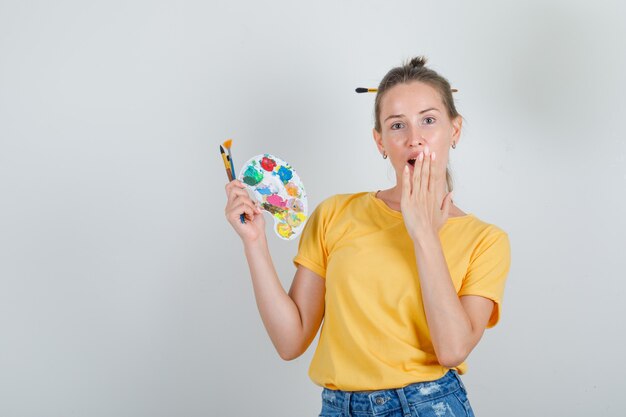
[
  {"xmin": 382, "ymin": 151, "xmax": 388, "ymax": 159},
  {"xmin": 451, "ymin": 141, "xmax": 456, "ymax": 149}
]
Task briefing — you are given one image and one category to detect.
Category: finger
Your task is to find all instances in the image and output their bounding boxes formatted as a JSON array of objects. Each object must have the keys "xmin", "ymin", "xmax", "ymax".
[
  {"xmin": 401, "ymin": 165, "xmax": 411, "ymax": 203},
  {"xmin": 224, "ymin": 179, "xmax": 246, "ymax": 196},
  {"xmin": 413, "ymin": 151, "xmax": 424, "ymax": 193},
  {"xmin": 228, "ymin": 201, "xmax": 256, "ymax": 223},
  {"xmin": 240, "ymin": 202, "xmax": 256, "ymax": 222},
  {"xmin": 420, "ymin": 148, "xmax": 430, "ymax": 193},
  {"xmin": 226, "ymin": 195, "xmax": 254, "ymax": 219},
  {"xmin": 229, "ymin": 193, "xmax": 257, "ymax": 211},
  {"xmin": 243, "ymin": 204, "xmax": 256, "ymax": 222},
  {"xmin": 227, "ymin": 186, "xmax": 250, "ymax": 205},
  {"xmin": 429, "ymin": 151, "xmax": 438, "ymax": 193}
]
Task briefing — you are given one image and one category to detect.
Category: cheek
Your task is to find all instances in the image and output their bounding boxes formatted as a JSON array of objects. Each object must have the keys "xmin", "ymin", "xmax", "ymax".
[
  {"xmin": 381, "ymin": 132, "xmax": 404, "ymax": 148},
  {"xmin": 427, "ymin": 131, "xmax": 450, "ymax": 150}
]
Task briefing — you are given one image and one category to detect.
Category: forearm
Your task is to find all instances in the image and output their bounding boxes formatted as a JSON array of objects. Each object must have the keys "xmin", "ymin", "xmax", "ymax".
[
  {"xmin": 242, "ymin": 238, "xmax": 305, "ymax": 359},
  {"xmin": 413, "ymin": 232, "xmax": 473, "ymax": 367}
]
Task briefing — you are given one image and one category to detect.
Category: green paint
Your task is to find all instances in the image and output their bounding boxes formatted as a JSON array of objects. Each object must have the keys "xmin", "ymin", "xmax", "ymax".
[{"xmin": 243, "ymin": 165, "xmax": 264, "ymax": 186}]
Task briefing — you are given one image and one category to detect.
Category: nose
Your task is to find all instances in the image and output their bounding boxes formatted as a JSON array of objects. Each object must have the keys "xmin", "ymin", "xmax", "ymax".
[{"xmin": 408, "ymin": 126, "xmax": 424, "ymax": 147}]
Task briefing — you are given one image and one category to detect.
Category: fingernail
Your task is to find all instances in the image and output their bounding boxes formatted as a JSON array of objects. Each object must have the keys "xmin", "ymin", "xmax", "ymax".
[
  {"xmin": 425, "ymin": 147, "xmax": 430, "ymax": 156},
  {"xmin": 431, "ymin": 152, "xmax": 436, "ymax": 161},
  {"xmin": 418, "ymin": 152, "xmax": 424, "ymax": 161}
]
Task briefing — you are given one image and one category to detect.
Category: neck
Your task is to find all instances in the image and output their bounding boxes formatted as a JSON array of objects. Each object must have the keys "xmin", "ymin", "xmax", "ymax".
[
  {"xmin": 376, "ymin": 184, "xmax": 449, "ymax": 208},
  {"xmin": 380, "ymin": 185, "xmax": 402, "ymax": 205}
]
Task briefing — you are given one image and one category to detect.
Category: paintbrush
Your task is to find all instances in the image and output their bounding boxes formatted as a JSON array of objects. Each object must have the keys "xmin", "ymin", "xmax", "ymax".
[
  {"xmin": 222, "ymin": 139, "xmax": 237, "ymax": 180},
  {"xmin": 355, "ymin": 87, "xmax": 378, "ymax": 93},
  {"xmin": 355, "ymin": 87, "xmax": 458, "ymax": 93},
  {"xmin": 219, "ymin": 145, "xmax": 233, "ymax": 181},
  {"xmin": 222, "ymin": 139, "xmax": 246, "ymax": 224}
]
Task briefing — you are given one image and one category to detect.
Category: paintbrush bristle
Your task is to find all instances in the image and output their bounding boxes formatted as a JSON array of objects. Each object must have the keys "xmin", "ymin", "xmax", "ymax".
[{"xmin": 222, "ymin": 139, "xmax": 232, "ymax": 149}]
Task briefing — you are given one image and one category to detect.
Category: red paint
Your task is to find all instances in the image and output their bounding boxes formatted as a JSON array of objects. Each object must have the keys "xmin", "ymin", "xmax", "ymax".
[{"xmin": 261, "ymin": 157, "xmax": 277, "ymax": 171}]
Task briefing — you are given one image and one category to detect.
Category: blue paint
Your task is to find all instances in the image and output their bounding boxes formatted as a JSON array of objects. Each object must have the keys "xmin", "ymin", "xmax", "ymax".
[
  {"xmin": 277, "ymin": 166, "xmax": 293, "ymax": 183},
  {"xmin": 256, "ymin": 185, "xmax": 272, "ymax": 195}
]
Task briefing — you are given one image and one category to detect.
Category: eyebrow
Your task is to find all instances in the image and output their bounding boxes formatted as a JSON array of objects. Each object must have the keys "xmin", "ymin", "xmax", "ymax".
[{"xmin": 383, "ymin": 108, "xmax": 440, "ymax": 122}]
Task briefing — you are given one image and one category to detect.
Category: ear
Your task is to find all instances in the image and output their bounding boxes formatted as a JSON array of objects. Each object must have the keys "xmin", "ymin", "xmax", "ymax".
[
  {"xmin": 451, "ymin": 115, "xmax": 462, "ymax": 146},
  {"xmin": 373, "ymin": 128, "xmax": 384, "ymax": 154}
]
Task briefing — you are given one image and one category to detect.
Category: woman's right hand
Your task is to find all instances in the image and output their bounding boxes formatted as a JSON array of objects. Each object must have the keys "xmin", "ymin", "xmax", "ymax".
[{"xmin": 224, "ymin": 180, "xmax": 266, "ymax": 243}]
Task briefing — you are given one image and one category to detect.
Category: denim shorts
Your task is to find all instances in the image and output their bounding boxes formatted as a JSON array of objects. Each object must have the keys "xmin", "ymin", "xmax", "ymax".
[{"xmin": 318, "ymin": 370, "xmax": 475, "ymax": 417}]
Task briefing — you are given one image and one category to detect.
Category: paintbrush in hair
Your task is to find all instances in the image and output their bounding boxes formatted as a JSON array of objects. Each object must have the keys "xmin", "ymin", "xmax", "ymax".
[
  {"xmin": 355, "ymin": 87, "xmax": 378, "ymax": 93},
  {"xmin": 355, "ymin": 87, "xmax": 458, "ymax": 93}
]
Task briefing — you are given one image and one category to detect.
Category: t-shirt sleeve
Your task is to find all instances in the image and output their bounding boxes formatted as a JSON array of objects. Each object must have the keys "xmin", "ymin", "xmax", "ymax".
[
  {"xmin": 292, "ymin": 200, "xmax": 330, "ymax": 278},
  {"xmin": 458, "ymin": 230, "xmax": 511, "ymax": 328}
]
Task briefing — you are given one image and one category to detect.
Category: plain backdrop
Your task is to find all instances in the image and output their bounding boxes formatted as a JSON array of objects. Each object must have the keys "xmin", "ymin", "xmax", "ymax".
[{"xmin": 1, "ymin": 1, "xmax": 625, "ymax": 416}]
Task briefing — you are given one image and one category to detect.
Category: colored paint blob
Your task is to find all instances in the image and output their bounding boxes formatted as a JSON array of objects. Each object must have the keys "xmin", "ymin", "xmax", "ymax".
[
  {"xmin": 287, "ymin": 198, "xmax": 304, "ymax": 213},
  {"xmin": 266, "ymin": 194, "xmax": 287, "ymax": 208},
  {"xmin": 243, "ymin": 165, "xmax": 264, "ymax": 186},
  {"xmin": 287, "ymin": 212, "xmax": 306, "ymax": 227},
  {"xmin": 261, "ymin": 157, "xmax": 277, "ymax": 171},
  {"xmin": 285, "ymin": 182, "xmax": 300, "ymax": 197},
  {"xmin": 277, "ymin": 166, "xmax": 293, "ymax": 183},
  {"xmin": 261, "ymin": 202, "xmax": 287, "ymax": 216},
  {"xmin": 238, "ymin": 153, "xmax": 308, "ymax": 241},
  {"xmin": 277, "ymin": 223, "xmax": 293, "ymax": 238},
  {"xmin": 256, "ymin": 185, "xmax": 273, "ymax": 195}
]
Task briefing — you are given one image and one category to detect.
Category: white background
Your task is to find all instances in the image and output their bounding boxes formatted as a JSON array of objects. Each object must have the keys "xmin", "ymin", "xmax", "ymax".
[{"xmin": 1, "ymin": 1, "xmax": 625, "ymax": 416}]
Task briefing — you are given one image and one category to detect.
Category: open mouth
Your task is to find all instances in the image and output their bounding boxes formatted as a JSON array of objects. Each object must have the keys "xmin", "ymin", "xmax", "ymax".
[{"xmin": 407, "ymin": 159, "xmax": 416, "ymax": 167}]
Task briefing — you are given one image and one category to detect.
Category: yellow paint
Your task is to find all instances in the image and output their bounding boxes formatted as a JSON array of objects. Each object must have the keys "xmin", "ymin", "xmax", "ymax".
[
  {"xmin": 287, "ymin": 212, "xmax": 306, "ymax": 227},
  {"xmin": 277, "ymin": 223, "xmax": 293, "ymax": 238}
]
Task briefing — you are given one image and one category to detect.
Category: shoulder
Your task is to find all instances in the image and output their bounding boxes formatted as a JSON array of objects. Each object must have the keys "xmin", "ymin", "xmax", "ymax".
[
  {"xmin": 447, "ymin": 213, "xmax": 510, "ymax": 253},
  {"xmin": 463, "ymin": 215, "xmax": 511, "ymax": 259},
  {"xmin": 304, "ymin": 192, "xmax": 372, "ymax": 234},
  {"xmin": 479, "ymin": 217, "xmax": 507, "ymax": 235},
  {"xmin": 452, "ymin": 212, "xmax": 508, "ymax": 236},
  {"xmin": 313, "ymin": 192, "xmax": 371, "ymax": 215}
]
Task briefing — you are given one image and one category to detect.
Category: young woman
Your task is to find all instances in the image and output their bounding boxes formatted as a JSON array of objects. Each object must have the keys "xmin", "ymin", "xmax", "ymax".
[{"xmin": 224, "ymin": 56, "xmax": 511, "ymax": 417}]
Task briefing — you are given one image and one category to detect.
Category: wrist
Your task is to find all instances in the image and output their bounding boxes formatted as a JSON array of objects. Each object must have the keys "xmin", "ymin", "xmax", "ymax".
[
  {"xmin": 243, "ymin": 234, "xmax": 269, "ymax": 254},
  {"xmin": 411, "ymin": 229, "xmax": 440, "ymax": 251}
]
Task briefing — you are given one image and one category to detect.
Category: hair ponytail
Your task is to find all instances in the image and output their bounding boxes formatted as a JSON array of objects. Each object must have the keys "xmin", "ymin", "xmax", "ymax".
[{"xmin": 408, "ymin": 56, "xmax": 428, "ymax": 69}]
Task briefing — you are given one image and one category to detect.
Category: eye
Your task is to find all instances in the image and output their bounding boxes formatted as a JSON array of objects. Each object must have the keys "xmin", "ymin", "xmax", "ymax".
[
  {"xmin": 391, "ymin": 122, "xmax": 405, "ymax": 130},
  {"xmin": 424, "ymin": 117, "xmax": 436, "ymax": 125}
]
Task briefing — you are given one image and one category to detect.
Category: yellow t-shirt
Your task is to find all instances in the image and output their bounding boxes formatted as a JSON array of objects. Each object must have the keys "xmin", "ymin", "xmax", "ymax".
[{"xmin": 293, "ymin": 192, "xmax": 511, "ymax": 391}]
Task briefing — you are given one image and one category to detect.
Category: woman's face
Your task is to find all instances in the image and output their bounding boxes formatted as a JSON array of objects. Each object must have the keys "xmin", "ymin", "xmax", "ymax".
[{"xmin": 373, "ymin": 81, "xmax": 462, "ymax": 185}]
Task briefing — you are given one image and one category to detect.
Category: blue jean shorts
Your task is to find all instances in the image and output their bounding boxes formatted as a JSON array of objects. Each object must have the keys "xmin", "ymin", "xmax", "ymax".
[{"xmin": 318, "ymin": 370, "xmax": 475, "ymax": 417}]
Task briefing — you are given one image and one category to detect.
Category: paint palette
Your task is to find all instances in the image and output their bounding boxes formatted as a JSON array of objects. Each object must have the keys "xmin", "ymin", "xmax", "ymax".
[{"xmin": 238, "ymin": 153, "xmax": 308, "ymax": 240}]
